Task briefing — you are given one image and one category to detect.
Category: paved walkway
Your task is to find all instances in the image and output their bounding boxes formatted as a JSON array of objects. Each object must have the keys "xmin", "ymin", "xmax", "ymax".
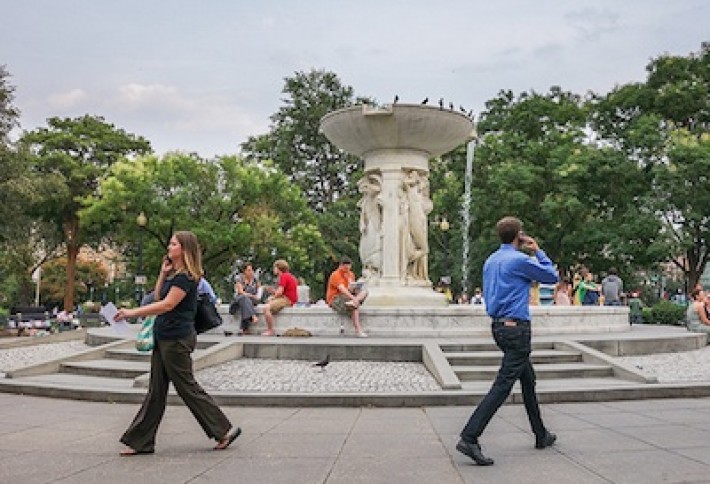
[{"xmin": 2, "ymin": 393, "xmax": 710, "ymax": 483}]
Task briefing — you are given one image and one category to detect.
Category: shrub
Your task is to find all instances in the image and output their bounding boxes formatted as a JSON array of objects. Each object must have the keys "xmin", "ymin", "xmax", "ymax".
[{"xmin": 644, "ymin": 300, "xmax": 686, "ymax": 326}]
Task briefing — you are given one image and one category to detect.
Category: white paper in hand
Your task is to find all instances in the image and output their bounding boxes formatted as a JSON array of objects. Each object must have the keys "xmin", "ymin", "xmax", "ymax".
[{"xmin": 101, "ymin": 302, "xmax": 129, "ymax": 334}]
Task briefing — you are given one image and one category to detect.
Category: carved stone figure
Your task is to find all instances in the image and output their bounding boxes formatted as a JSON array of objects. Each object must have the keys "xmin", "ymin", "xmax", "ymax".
[
  {"xmin": 357, "ymin": 173, "xmax": 383, "ymax": 278},
  {"xmin": 399, "ymin": 170, "xmax": 432, "ymax": 281}
]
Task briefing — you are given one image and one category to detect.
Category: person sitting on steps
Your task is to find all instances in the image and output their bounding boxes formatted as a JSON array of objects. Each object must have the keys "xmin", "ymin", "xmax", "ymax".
[
  {"xmin": 228, "ymin": 263, "xmax": 262, "ymax": 335},
  {"xmin": 260, "ymin": 259, "xmax": 298, "ymax": 336},
  {"xmin": 326, "ymin": 256, "xmax": 369, "ymax": 337}
]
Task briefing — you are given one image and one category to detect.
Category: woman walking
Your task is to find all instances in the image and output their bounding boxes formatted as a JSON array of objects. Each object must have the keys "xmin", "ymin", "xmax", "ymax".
[{"xmin": 114, "ymin": 231, "xmax": 240, "ymax": 455}]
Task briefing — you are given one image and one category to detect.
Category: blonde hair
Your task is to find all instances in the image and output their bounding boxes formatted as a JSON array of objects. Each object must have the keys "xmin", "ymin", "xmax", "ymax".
[
  {"xmin": 274, "ymin": 259, "xmax": 290, "ymax": 272},
  {"xmin": 174, "ymin": 231, "xmax": 204, "ymax": 281}
]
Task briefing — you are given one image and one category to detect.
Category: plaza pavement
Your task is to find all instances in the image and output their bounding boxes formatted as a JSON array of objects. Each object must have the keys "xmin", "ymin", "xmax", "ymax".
[{"xmin": 3, "ymin": 392, "xmax": 710, "ymax": 483}]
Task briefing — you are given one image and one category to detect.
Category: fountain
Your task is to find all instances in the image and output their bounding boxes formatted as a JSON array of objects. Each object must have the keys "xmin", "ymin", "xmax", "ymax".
[
  {"xmin": 214, "ymin": 103, "xmax": 630, "ymax": 337},
  {"xmin": 320, "ymin": 103, "xmax": 474, "ymax": 307}
]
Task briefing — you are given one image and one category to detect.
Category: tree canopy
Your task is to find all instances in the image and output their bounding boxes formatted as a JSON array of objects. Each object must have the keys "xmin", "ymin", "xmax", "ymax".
[
  {"xmin": 21, "ymin": 115, "xmax": 151, "ymax": 310},
  {"xmin": 81, "ymin": 152, "xmax": 326, "ymax": 299}
]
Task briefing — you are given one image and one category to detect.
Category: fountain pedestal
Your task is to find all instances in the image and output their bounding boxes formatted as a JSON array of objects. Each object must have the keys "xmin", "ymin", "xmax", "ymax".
[{"xmin": 321, "ymin": 104, "xmax": 473, "ymax": 307}]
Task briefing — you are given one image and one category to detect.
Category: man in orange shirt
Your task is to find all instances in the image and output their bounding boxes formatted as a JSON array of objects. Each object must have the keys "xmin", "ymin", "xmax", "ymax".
[{"xmin": 326, "ymin": 256, "xmax": 368, "ymax": 337}]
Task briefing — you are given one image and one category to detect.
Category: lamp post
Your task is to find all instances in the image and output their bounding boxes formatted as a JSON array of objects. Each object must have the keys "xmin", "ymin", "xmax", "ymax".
[
  {"xmin": 440, "ymin": 217, "xmax": 450, "ymax": 281},
  {"xmin": 135, "ymin": 212, "xmax": 148, "ymax": 306}
]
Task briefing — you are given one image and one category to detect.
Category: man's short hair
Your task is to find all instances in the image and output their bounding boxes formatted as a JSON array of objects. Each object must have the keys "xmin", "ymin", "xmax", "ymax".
[
  {"xmin": 274, "ymin": 259, "xmax": 289, "ymax": 272},
  {"xmin": 496, "ymin": 216, "xmax": 522, "ymax": 244},
  {"xmin": 608, "ymin": 267, "xmax": 617, "ymax": 275},
  {"xmin": 340, "ymin": 256, "xmax": 352, "ymax": 265}
]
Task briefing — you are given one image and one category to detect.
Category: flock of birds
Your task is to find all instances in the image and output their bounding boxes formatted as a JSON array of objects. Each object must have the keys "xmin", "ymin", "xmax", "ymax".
[{"xmin": 392, "ymin": 95, "xmax": 474, "ymax": 119}]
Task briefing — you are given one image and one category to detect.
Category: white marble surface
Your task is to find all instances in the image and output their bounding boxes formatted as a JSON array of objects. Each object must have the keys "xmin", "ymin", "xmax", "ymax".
[{"xmin": 219, "ymin": 304, "xmax": 631, "ymax": 337}]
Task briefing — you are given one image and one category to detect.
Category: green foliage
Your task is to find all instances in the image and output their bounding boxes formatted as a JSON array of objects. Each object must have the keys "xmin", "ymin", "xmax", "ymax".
[
  {"xmin": 20, "ymin": 115, "xmax": 151, "ymax": 310},
  {"xmin": 643, "ymin": 300, "xmax": 687, "ymax": 325},
  {"xmin": 81, "ymin": 152, "xmax": 326, "ymax": 299},
  {"xmin": 241, "ymin": 69, "xmax": 373, "ymax": 294},
  {"xmin": 242, "ymin": 69, "xmax": 367, "ymax": 212},
  {"xmin": 590, "ymin": 45, "xmax": 710, "ymax": 288},
  {"xmin": 455, "ymin": 87, "xmax": 660, "ymax": 288},
  {"xmin": 40, "ymin": 258, "xmax": 108, "ymax": 309}
]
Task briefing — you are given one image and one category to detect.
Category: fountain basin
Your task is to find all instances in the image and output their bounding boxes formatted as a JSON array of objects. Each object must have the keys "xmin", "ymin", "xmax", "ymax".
[{"xmin": 320, "ymin": 104, "xmax": 474, "ymax": 158}]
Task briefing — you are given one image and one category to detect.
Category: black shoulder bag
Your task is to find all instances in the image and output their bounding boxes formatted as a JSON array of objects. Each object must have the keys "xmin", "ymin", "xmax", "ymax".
[{"xmin": 194, "ymin": 294, "xmax": 223, "ymax": 334}]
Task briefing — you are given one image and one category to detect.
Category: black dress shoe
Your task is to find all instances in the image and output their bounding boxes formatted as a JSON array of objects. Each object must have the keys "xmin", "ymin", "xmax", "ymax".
[
  {"xmin": 535, "ymin": 431, "xmax": 557, "ymax": 449},
  {"xmin": 456, "ymin": 439, "xmax": 494, "ymax": 466}
]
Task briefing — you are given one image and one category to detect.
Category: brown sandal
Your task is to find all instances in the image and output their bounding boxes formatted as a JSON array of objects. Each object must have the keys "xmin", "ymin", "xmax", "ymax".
[
  {"xmin": 214, "ymin": 427, "xmax": 242, "ymax": 450},
  {"xmin": 120, "ymin": 447, "xmax": 154, "ymax": 456}
]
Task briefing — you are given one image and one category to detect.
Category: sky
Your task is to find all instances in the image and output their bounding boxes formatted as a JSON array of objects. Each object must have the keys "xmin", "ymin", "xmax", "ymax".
[{"xmin": 1, "ymin": 0, "xmax": 708, "ymax": 157}]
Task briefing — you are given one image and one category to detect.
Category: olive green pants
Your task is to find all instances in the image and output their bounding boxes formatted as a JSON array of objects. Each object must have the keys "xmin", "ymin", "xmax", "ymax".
[{"xmin": 120, "ymin": 333, "xmax": 231, "ymax": 452}]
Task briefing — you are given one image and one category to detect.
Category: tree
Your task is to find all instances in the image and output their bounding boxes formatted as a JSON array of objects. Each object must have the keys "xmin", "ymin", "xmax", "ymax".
[
  {"xmin": 81, "ymin": 152, "xmax": 326, "ymax": 299},
  {"xmin": 0, "ymin": 65, "xmax": 54, "ymax": 307},
  {"xmin": 40, "ymin": 258, "xmax": 108, "ymax": 309},
  {"xmin": 242, "ymin": 69, "xmax": 367, "ymax": 212},
  {"xmin": 590, "ymin": 45, "xmax": 710, "ymax": 288},
  {"xmin": 241, "ymin": 69, "xmax": 372, "ymax": 290},
  {"xmin": 21, "ymin": 115, "xmax": 151, "ymax": 310},
  {"xmin": 462, "ymin": 87, "xmax": 660, "ymax": 284}
]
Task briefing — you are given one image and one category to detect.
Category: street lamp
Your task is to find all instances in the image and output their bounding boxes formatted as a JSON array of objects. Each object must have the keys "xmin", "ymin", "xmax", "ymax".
[
  {"xmin": 440, "ymin": 217, "xmax": 450, "ymax": 280},
  {"xmin": 135, "ymin": 212, "xmax": 148, "ymax": 306}
]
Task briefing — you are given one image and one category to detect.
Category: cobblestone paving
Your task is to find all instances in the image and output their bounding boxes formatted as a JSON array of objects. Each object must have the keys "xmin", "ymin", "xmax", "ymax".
[
  {"xmin": 196, "ymin": 359, "xmax": 443, "ymax": 393},
  {"xmin": 617, "ymin": 346, "xmax": 710, "ymax": 383},
  {"xmin": 0, "ymin": 340, "xmax": 90, "ymax": 373}
]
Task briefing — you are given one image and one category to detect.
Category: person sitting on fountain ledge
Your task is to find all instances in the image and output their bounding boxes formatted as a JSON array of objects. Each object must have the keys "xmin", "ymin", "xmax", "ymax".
[
  {"xmin": 326, "ymin": 256, "xmax": 369, "ymax": 337},
  {"xmin": 260, "ymin": 259, "xmax": 298, "ymax": 337}
]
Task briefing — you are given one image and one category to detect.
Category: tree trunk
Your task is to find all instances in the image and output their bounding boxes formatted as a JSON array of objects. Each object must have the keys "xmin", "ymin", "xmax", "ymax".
[{"xmin": 63, "ymin": 217, "xmax": 79, "ymax": 311}]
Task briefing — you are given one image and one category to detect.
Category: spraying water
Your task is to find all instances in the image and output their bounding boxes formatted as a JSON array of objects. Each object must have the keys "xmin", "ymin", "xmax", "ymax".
[{"xmin": 460, "ymin": 138, "xmax": 476, "ymax": 297}]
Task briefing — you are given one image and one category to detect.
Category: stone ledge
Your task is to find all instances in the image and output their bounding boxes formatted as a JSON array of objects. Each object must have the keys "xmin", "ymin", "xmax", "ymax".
[{"xmin": 219, "ymin": 304, "xmax": 631, "ymax": 337}]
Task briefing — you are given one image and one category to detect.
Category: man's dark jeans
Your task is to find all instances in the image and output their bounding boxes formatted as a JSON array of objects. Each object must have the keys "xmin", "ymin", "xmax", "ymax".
[{"xmin": 460, "ymin": 320, "xmax": 546, "ymax": 443}]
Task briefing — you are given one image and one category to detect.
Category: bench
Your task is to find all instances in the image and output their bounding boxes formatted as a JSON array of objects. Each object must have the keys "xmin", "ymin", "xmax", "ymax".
[{"xmin": 9, "ymin": 306, "xmax": 51, "ymax": 330}]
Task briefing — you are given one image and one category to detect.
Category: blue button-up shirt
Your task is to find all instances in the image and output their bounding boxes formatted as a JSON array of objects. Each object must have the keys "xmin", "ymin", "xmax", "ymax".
[{"xmin": 483, "ymin": 244, "xmax": 558, "ymax": 321}]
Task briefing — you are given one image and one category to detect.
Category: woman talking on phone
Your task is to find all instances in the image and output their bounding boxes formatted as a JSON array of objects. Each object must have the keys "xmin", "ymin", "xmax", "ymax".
[{"xmin": 114, "ymin": 231, "xmax": 240, "ymax": 456}]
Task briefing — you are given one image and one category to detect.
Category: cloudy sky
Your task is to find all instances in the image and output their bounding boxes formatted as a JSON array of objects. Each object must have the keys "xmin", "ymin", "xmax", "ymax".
[{"xmin": 2, "ymin": 1, "xmax": 707, "ymax": 157}]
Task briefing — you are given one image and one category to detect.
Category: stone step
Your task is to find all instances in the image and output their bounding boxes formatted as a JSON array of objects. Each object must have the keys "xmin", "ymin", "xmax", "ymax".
[
  {"xmin": 10, "ymin": 373, "xmax": 137, "ymax": 390},
  {"xmin": 445, "ymin": 350, "xmax": 582, "ymax": 366},
  {"xmin": 459, "ymin": 376, "xmax": 641, "ymax": 393},
  {"xmin": 105, "ymin": 348, "xmax": 152, "ymax": 362},
  {"xmin": 440, "ymin": 341, "xmax": 555, "ymax": 352},
  {"xmin": 452, "ymin": 362, "xmax": 614, "ymax": 381},
  {"xmin": 59, "ymin": 359, "xmax": 150, "ymax": 379}
]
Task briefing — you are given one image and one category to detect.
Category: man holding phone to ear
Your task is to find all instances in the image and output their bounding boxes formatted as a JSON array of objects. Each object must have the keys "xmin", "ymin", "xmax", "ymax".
[{"xmin": 457, "ymin": 216, "xmax": 559, "ymax": 466}]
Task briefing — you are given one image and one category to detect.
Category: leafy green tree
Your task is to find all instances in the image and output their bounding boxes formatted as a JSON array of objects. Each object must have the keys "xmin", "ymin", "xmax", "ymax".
[
  {"xmin": 591, "ymin": 45, "xmax": 710, "ymax": 288},
  {"xmin": 241, "ymin": 69, "xmax": 373, "ymax": 290},
  {"xmin": 81, "ymin": 152, "xmax": 326, "ymax": 299},
  {"xmin": 461, "ymin": 87, "xmax": 660, "ymax": 285},
  {"xmin": 653, "ymin": 134, "xmax": 710, "ymax": 288},
  {"xmin": 40, "ymin": 258, "xmax": 108, "ymax": 309},
  {"xmin": 0, "ymin": 66, "xmax": 58, "ymax": 307},
  {"xmin": 242, "ymin": 69, "xmax": 367, "ymax": 212},
  {"xmin": 21, "ymin": 115, "xmax": 151, "ymax": 310}
]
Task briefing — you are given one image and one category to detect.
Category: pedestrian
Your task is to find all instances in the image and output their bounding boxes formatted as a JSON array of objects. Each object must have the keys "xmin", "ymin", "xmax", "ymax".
[
  {"xmin": 601, "ymin": 268, "xmax": 623, "ymax": 306},
  {"xmin": 114, "ymin": 231, "xmax": 240, "ymax": 456},
  {"xmin": 457, "ymin": 216, "xmax": 558, "ymax": 466}
]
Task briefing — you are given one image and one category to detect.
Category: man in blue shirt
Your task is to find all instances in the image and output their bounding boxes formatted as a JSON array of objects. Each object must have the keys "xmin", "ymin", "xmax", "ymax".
[{"xmin": 457, "ymin": 216, "xmax": 559, "ymax": 466}]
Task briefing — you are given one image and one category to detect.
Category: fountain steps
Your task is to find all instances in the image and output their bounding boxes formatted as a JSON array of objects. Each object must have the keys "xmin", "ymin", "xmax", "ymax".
[{"xmin": 1, "ymin": 326, "xmax": 707, "ymax": 406}]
